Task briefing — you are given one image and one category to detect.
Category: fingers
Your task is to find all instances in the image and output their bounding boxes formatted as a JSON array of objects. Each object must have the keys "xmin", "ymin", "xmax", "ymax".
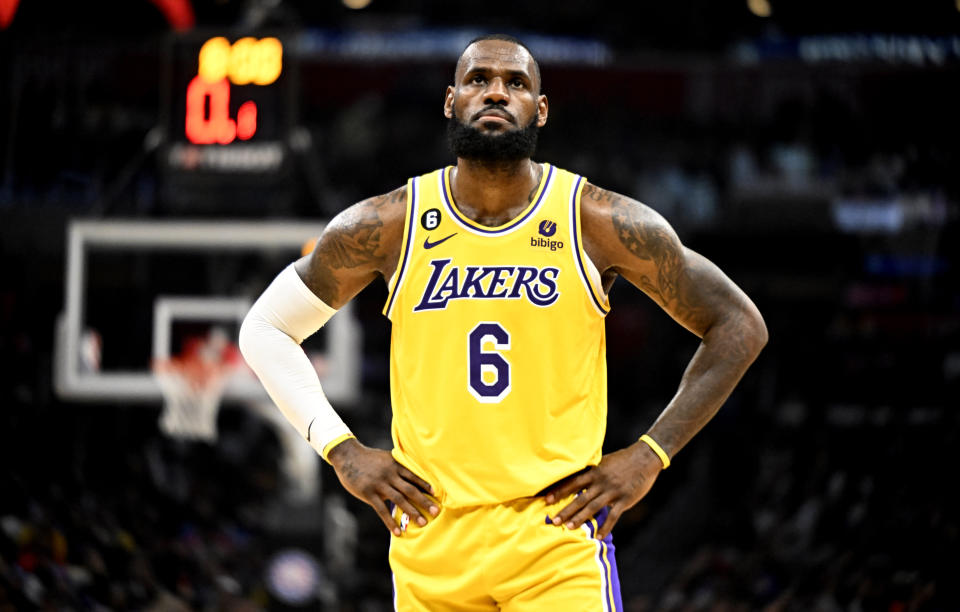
[
  {"xmin": 393, "ymin": 479, "xmax": 440, "ymax": 525},
  {"xmin": 336, "ymin": 448, "xmax": 440, "ymax": 536},
  {"xmin": 378, "ymin": 463, "xmax": 440, "ymax": 534},
  {"xmin": 397, "ymin": 465, "xmax": 435, "ymax": 497},
  {"xmin": 395, "ymin": 464, "xmax": 440, "ymax": 518},
  {"xmin": 395, "ymin": 471, "xmax": 439, "ymax": 518},
  {"xmin": 371, "ymin": 498, "xmax": 403, "ymax": 536},
  {"xmin": 595, "ymin": 506, "xmax": 623, "ymax": 540},
  {"xmin": 544, "ymin": 471, "xmax": 593, "ymax": 504},
  {"xmin": 552, "ymin": 490, "xmax": 610, "ymax": 531},
  {"xmin": 385, "ymin": 488, "xmax": 428, "ymax": 528}
]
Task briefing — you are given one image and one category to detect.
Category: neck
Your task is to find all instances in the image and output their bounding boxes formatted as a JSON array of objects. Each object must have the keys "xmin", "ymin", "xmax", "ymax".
[{"xmin": 450, "ymin": 158, "xmax": 542, "ymax": 226}]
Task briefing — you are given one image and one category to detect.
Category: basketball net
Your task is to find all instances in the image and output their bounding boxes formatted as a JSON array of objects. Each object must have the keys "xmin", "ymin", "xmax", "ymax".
[{"xmin": 152, "ymin": 328, "xmax": 241, "ymax": 442}]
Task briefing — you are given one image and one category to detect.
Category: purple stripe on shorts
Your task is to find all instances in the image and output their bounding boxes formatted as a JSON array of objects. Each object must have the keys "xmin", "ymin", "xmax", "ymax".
[{"xmin": 595, "ymin": 507, "xmax": 623, "ymax": 611}]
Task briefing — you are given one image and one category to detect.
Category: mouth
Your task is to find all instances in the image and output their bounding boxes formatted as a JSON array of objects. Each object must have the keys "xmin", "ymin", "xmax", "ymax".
[{"xmin": 473, "ymin": 108, "xmax": 514, "ymax": 125}]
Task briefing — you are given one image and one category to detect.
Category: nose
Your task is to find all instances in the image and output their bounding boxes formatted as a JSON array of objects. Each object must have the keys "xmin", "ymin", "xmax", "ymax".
[{"xmin": 483, "ymin": 77, "xmax": 509, "ymax": 105}]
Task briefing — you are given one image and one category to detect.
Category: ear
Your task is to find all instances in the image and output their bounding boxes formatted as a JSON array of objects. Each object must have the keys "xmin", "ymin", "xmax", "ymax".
[
  {"xmin": 536, "ymin": 94, "xmax": 549, "ymax": 128},
  {"xmin": 443, "ymin": 86, "xmax": 455, "ymax": 119}
]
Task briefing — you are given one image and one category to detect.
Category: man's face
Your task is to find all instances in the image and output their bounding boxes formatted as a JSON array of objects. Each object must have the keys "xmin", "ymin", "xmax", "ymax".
[{"xmin": 444, "ymin": 40, "xmax": 548, "ymax": 162}]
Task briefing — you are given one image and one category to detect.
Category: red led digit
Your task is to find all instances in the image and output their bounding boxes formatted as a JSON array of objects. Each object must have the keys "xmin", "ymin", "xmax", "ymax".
[
  {"xmin": 236, "ymin": 100, "xmax": 257, "ymax": 140},
  {"xmin": 185, "ymin": 75, "xmax": 236, "ymax": 144},
  {"xmin": 185, "ymin": 36, "xmax": 279, "ymax": 145}
]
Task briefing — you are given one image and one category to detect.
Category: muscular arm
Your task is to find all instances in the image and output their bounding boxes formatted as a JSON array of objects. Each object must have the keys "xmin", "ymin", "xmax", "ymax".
[
  {"xmin": 247, "ymin": 184, "xmax": 439, "ymax": 535},
  {"xmin": 582, "ymin": 181, "xmax": 768, "ymax": 456},
  {"xmin": 294, "ymin": 185, "xmax": 407, "ymax": 308},
  {"xmin": 547, "ymin": 183, "xmax": 767, "ymax": 538}
]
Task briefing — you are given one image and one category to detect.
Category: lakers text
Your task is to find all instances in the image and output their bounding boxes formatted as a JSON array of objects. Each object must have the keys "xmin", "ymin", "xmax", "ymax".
[{"xmin": 414, "ymin": 258, "xmax": 561, "ymax": 311}]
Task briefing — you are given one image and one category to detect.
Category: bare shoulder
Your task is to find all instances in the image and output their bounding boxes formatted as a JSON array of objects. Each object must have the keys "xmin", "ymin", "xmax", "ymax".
[
  {"xmin": 320, "ymin": 185, "xmax": 408, "ymax": 265},
  {"xmin": 580, "ymin": 181, "xmax": 682, "ymax": 276},
  {"xmin": 581, "ymin": 181, "xmax": 765, "ymax": 341},
  {"xmin": 580, "ymin": 181, "xmax": 695, "ymax": 323},
  {"xmin": 296, "ymin": 185, "xmax": 407, "ymax": 308}
]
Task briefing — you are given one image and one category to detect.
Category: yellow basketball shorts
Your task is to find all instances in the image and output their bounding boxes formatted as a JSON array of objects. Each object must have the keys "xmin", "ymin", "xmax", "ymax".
[{"xmin": 389, "ymin": 494, "xmax": 622, "ymax": 611}]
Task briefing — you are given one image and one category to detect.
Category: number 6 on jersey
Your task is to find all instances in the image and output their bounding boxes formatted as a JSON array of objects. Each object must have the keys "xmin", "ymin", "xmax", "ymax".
[{"xmin": 468, "ymin": 322, "xmax": 511, "ymax": 402}]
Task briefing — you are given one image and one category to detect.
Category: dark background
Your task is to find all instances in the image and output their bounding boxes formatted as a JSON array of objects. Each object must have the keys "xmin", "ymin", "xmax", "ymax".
[{"xmin": 2, "ymin": 1, "xmax": 959, "ymax": 610}]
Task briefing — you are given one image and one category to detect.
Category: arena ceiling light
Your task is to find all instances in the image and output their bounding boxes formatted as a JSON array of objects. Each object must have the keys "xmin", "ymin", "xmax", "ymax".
[{"xmin": 748, "ymin": 0, "xmax": 772, "ymax": 18}]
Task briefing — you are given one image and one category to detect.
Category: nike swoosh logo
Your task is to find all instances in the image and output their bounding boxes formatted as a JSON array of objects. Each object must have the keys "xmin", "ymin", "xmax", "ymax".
[{"xmin": 423, "ymin": 233, "xmax": 457, "ymax": 249}]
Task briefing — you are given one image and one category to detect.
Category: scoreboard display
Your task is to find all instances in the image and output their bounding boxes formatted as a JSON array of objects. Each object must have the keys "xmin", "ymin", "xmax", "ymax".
[
  {"xmin": 159, "ymin": 31, "xmax": 300, "ymax": 213},
  {"xmin": 183, "ymin": 35, "xmax": 283, "ymax": 145}
]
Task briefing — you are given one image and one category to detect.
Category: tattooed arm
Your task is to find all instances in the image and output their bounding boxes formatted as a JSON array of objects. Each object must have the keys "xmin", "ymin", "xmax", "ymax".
[
  {"xmin": 294, "ymin": 185, "xmax": 406, "ymax": 308},
  {"xmin": 584, "ymin": 182, "xmax": 768, "ymax": 451},
  {"xmin": 546, "ymin": 182, "xmax": 767, "ymax": 539},
  {"xmin": 289, "ymin": 186, "xmax": 440, "ymax": 535}
]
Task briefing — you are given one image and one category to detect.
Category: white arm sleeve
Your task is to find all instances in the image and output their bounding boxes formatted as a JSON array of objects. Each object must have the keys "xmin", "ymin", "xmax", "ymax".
[{"xmin": 238, "ymin": 263, "xmax": 354, "ymax": 460}]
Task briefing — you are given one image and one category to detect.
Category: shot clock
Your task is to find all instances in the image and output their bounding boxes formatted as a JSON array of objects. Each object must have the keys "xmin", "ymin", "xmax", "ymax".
[
  {"xmin": 185, "ymin": 36, "xmax": 282, "ymax": 145},
  {"xmin": 161, "ymin": 31, "xmax": 298, "ymax": 175},
  {"xmin": 159, "ymin": 31, "xmax": 300, "ymax": 213}
]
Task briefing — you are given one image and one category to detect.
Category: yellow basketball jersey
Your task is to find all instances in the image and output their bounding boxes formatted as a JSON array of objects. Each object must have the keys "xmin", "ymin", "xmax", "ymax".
[{"xmin": 383, "ymin": 163, "xmax": 611, "ymax": 508}]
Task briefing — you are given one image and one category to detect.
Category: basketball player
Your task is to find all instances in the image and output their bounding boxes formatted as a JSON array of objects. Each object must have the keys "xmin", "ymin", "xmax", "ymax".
[{"xmin": 239, "ymin": 34, "xmax": 767, "ymax": 610}]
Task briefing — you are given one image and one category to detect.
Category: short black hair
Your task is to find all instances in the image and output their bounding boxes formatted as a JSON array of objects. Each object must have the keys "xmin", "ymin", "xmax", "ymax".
[{"xmin": 457, "ymin": 33, "xmax": 542, "ymax": 91}]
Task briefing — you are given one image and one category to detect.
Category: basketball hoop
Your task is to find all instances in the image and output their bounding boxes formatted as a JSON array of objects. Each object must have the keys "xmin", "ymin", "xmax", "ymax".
[{"xmin": 151, "ymin": 327, "xmax": 241, "ymax": 442}]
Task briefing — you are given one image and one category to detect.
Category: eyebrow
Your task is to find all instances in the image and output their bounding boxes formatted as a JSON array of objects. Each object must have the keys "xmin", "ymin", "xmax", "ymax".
[{"xmin": 462, "ymin": 65, "xmax": 532, "ymax": 82}]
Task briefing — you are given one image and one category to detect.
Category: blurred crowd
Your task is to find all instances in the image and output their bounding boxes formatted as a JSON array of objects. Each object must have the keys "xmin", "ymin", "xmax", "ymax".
[
  {"xmin": 621, "ymin": 415, "xmax": 959, "ymax": 611},
  {"xmin": 0, "ymin": 407, "xmax": 280, "ymax": 611}
]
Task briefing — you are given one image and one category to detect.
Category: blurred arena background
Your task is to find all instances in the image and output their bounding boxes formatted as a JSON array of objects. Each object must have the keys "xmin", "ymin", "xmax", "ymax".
[{"xmin": 1, "ymin": 0, "xmax": 959, "ymax": 609}]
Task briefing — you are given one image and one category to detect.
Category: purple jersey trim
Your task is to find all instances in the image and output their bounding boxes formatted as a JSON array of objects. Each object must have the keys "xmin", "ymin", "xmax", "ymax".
[
  {"xmin": 441, "ymin": 164, "xmax": 555, "ymax": 235},
  {"xmin": 385, "ymin": 177, "xmax": 417, "ymax": 318},
  {"xmin": 570, "ymin": 175, "xmax": 610, "ymax": 315}
]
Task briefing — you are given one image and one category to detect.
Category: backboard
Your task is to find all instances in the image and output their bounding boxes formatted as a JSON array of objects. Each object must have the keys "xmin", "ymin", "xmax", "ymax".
[{"xmin": 54, "ymin": 219, "xmax": 361, "ymax": 405}]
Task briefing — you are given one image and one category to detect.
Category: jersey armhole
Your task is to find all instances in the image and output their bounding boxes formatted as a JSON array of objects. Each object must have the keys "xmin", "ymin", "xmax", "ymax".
[
  {"xmin": 382, "ymin": 177, "xmax": 418, "ymax": 319},
  {"xmin": 570, "ymin": 176, "xmax": 611, "ymax": 316}
]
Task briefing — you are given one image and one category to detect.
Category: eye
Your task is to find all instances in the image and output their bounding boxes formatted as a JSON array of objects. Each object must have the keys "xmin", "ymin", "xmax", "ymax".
[
  {"xmin": 509, "ymin": 78, "xmax": 525, "ymax": 88},
  {"xmin": 471, "ymin": 74, "xmax": 486, "ymax": 85}
]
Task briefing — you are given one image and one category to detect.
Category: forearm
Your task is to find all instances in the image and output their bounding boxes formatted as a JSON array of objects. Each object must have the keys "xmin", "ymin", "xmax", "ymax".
[
  {"xmin": 238, "ymin": 264, "xmax": 354, "ymax": 459},
  {"xmin": 646, "ymin": 308, "xmax": 767, "ymax": 458}
]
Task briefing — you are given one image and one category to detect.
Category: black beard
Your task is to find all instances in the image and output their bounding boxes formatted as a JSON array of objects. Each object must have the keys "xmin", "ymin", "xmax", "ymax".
[{"xmin": 446, "ymin": 109, "xmax": 539, "ymax": 163}]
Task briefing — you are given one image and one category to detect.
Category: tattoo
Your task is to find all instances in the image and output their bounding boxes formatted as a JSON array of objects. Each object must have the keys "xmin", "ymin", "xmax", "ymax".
[
  {"xmin": 341, "ymin": 459, "xmax": 360, "ymax": 482},
  {"xmin": 585, "ymin": 183, "xmax": 710, "ymax": 332},
  {"xmin": 527, "ymin": 182, "xmax": 539, "ymax": 203},
  {"xmin": 526, "ymin": 164, "xmax": 543, "ymax": 203},
  {"xmin": 611, "ymin": 204, "xmax": 680, "ymax": 303},
  {"xmin": 303, "ymin": 187, "xmax": 404, "ymax": 304},
  {"xmin": 322, "ymin": 209, "xmax": 383, "ymax": 269},
  {"xmin": 580, "ymin": 190, "xmax": 767, "ymax": 460},
  {"xmin": 650, "ymin": 296, "xmax": 762, "ymax": 456}
]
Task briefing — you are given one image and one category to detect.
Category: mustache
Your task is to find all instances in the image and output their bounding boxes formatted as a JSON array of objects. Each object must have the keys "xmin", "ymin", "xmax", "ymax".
[
  {"xmin": 446, "ymin": 110, "xmax": 539, "ymax": 162},
  {"xmin": 471, "ymin": 105, "xmax": 517, "ymax": 124}
]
